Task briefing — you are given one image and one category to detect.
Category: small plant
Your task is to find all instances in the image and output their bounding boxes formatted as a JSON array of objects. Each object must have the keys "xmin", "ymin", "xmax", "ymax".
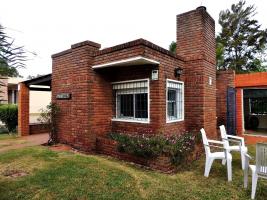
[
  {"xmin": 110, "ymin": 132, "xmax": 198, "ymax": 165},
  {"xmin": 38, "ymin": 103, "xmax": 60, "ymax": 145},
  {"xmin": 0, "ymin": 104, "xmax": 18, "ymax": 133}
]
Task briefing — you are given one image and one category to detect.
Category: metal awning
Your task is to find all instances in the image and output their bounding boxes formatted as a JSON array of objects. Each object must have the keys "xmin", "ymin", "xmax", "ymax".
[
  {"xmin": 21, "ymin": 74, "xmax": 51, "ymax": 91},
  {"xmin": 92, "ymin": 56, "xmax": 160, "ymax": 69}
]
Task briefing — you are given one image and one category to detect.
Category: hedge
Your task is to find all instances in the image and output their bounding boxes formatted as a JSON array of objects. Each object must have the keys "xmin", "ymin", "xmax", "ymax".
[{"xmin": 0, "ymin": 104, "xmax": 18, "ymax": 133}]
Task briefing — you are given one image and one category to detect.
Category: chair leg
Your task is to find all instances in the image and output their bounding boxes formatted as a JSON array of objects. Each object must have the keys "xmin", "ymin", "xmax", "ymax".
[
  {"xmin": 251, "ymin": 172, "xmax": 258, "ymax": 199},
  {"xmin": 240, "ymin": 151, "xmax": 246, "ymax": 170},
  {"xmin": 244, "ymin": 166, "xmax": 248, "ymax": 188},
  {"xmin": 204, "ymin": 158, "xmax": 213, "ymax": 177},
  {"xmin": 227, "ymin": 158, "xmax": 232, "ymax": 182}
]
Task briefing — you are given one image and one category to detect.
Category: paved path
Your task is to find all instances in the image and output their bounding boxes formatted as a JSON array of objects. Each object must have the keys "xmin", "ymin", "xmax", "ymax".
[{"xmin": 0, "ymin": 133, "xmax": 49, "ymax": 152}]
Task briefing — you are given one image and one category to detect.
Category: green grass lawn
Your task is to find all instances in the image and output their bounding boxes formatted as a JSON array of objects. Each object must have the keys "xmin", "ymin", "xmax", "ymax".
[
  {"xmin": 0, "ymin": 133, "xmax": 18, "ymax": 140},
  {"xmin": 0, "ymin": 146, "xmax": 266, "ymax": 200}
]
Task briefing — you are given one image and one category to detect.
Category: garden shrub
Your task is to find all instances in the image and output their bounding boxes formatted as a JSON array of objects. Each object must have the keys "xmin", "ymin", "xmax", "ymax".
[
  {"xmin": 110, "ymin": 132, "xmax": 198, "ymax": 165},
  {"xmin": 0, "ymin": 104, "xmax": 18, "ymax": 133},
  {"xmin": 38, "ymin": 102, "xmax": 60, "ymax": 145}
]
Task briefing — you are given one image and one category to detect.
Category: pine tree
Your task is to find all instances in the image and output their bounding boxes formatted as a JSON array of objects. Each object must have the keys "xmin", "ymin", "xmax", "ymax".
[
  {"xmin": 0, "ymin": 24, "xmax": 26, "ymax": 77},
  {"xmin": 217, "ymin": 0, "xmax": 267, "ymax": 73}
]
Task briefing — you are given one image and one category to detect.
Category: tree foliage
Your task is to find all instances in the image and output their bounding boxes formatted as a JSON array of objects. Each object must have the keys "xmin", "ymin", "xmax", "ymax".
[
  {"xmin": 169, "ymin": 41, "xmax": 176, "ymax": 54},
  {"xmin": 217, "ymin": 0, "xmax": 267, "ymax": 73},
  {"xmin": 0, "ymin": 24, "xmax": 27, "ymax": 77}
]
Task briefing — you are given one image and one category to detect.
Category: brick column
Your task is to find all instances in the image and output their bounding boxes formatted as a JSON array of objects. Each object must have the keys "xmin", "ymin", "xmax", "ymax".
[
  {"xmin": 18, "ymin": 83, "xmax": 29, "ymax": 136},
  {"xmin": 177, "ymin": 6, "xmax": 217, "ymax": 138},
  {"xmin": 236, "ymin": 88, "xmax": 244, "ymax": 135},
  {"xmin": 52, "ymin": 40, "xmax": 101, "ymax": 152}
]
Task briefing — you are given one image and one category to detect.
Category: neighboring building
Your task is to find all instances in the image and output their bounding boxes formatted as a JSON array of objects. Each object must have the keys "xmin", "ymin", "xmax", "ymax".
[
  {"xmin": 0, "ymin": 77, "xmax": 21, "ymax": 104},
  {"xmin": 0, "ymin": 77, "xmax": 51, "ymax": 123},
  {"xmin": 235, "ymin": 72, "xmax": 267, "ymax": 135}
]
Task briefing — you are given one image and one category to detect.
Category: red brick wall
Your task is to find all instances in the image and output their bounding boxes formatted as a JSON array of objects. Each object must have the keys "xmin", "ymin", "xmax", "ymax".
[
  {"xmin": 177, "ymin": 6, "xmax": 217, "ymax": 138},
  {"xmin": 18, "ymin": 83, "xmax": 29, "ymax": 136},
  {"xmin": 216, "ymin": 70, "xmax": 235, "ymax": 126},
  {"xmin": 93, "ymin": 42, "xmax": 186, "ymax": 136},
  {"xmin": 52, "ymin": 41, "xmax": 101, "ymax": 151},
  {"xmin": 235, "ymin": 72, "xmax": 267, "ymax": 88},
  {"xmin": 29, "ymin": 123, "xmax": 49, "ymax": 135}
]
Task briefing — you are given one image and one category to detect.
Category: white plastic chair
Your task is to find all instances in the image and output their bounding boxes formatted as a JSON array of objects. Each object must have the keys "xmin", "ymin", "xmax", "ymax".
[
  {"xmin": 244, "ymin": 143, "xmax": 267, "ymax": 199},
  {"xmin": 200, "ymin": 128, "xmax": 232, "ymax": 182},
  {"xmin": 219, "ymin": 125, "xmax": 248, "ymax": 170}
]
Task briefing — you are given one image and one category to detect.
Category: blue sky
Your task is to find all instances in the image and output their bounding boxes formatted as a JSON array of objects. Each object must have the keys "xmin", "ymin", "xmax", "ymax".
[{"xmin": 1, "ymin": 0, "xmax": 266, "ymax": 78}]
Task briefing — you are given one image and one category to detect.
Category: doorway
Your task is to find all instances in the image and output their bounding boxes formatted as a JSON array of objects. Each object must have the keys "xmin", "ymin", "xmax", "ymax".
[{"xmin": 243, "ymin": 89, "xmax": 267, "ymax": 135}]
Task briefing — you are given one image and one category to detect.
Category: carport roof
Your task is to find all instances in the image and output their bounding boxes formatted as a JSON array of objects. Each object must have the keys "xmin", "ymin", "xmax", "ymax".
[{"xmin": 21, "ymin": 74, "xmax": 51, "ymax": 91}]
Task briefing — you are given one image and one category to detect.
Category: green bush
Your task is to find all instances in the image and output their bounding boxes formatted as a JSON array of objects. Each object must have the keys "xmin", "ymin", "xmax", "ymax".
[
  {"xmin": 110, "ymin": 132, "xmax": 198, "ymax": 165},
  {"xmin": 0, "ymin": 104, "xmax": 18, "ymax": 133}
]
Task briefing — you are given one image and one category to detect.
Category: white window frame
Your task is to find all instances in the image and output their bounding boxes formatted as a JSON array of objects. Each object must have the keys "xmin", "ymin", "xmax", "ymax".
[
  {"xmin": 111, "ymin": 78, "xmax": 150, "ymax": 124},
  {"xmin": 166, "ymin": 79, "xmax": 184, "ymax": 123}
]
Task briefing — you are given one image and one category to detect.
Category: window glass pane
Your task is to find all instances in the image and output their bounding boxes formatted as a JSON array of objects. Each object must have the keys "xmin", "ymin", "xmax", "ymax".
[
  {"xmin": 250, "ymin": 98, "xmax": 267, "ymax": 114},
  {"xmin": 167, "ymin": 80, "xmax": 184, "ymax": 121},
  {"xmin": 113, "ymin": 80, "xmax": 149, "ymax": 121},
  {"xmin": 135, "ymin": 93, "xmax": 148, "ymax": 118},
  {"xmin": 167, "ymin": 89, "xmax": 177, "ymax": 119},
  {"xmin": 119, "ymin": 94, "xmax": 134, "ymax": 117}
]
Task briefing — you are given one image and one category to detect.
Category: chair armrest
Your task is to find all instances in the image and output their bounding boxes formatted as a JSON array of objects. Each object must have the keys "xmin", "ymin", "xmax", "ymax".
[
  {"xmin": 205, "ymin": 144, "xmax": 225, "ymax": 150},
  {"xmin": 223, "ymin": 138, "xmax": 241, "ymax": 144},
  {"xmin": 245, "ymin": 153, "xmax": 253, "ymax": 160},
  {"xmin": 227, "ymin": 135, "xmax": 245, "ymax": 145},
  {"xmin": 208, "ymin": 139, "xmax": 225, "ymax": 145}
]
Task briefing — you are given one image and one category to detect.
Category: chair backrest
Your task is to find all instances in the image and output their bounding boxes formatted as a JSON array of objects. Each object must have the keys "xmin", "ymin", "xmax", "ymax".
[
  {"xmin": 219, "ymin": 125, "xmax": 229, "ymax": 149},
  {"xmin": 256, "ymin": 143, "xmax": 267, "ymax": 177},
  {"xmin": 200, "ymin": 128, "xmax": 210, "ymax": 156}
]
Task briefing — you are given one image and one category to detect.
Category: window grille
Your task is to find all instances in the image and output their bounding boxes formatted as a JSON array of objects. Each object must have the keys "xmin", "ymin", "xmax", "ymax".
[
  {"xmin": 112, "ymin": 80, "xmax": 149, "ymax": 122},
  {"xmin": 166, "ymin": 80, "xmax": 184, "ymax": 122}
]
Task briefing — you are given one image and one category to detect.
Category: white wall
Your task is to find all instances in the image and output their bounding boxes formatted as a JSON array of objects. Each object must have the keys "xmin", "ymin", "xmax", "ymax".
[{"xmin": 29, "ymin": 91, "xmax": 51, "ymax": 123}]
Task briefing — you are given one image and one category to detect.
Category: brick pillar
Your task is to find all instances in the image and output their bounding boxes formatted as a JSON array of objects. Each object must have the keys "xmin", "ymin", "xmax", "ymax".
[
  {"xmin": 177, "ymin": 6, "xmax": 217, "ymax": 138},
  {"xmin": 18, "ymin": 83, "xmax": 29, "ymax": 136},
  {"xmin": 52, "ymin": 40, "xmax": 101, "ymax": 152},
  {"xmin": 236, "ymin": 88, "xmax": 244, "ymax": 135}
]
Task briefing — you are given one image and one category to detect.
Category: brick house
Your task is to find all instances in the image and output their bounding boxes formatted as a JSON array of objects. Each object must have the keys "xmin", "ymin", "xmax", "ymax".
[
  {"xmin": 17, "ymin": 6, "xmax": 267, "ymax": 169},
  {"xmin": 47, "ymin": 6, "xmax": 217, "ymax": 152}
]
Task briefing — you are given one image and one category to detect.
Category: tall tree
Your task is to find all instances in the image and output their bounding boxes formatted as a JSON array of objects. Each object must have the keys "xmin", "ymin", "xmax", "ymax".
[{"xmin": 217, "ymin": 0, "xmax": 267, "ymax": 73}]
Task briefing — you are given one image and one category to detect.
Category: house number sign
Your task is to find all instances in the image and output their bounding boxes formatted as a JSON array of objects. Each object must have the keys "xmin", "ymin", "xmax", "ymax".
[{"xmin": 56, "ymin": 93, "xmax": 71, "ymax": 100}]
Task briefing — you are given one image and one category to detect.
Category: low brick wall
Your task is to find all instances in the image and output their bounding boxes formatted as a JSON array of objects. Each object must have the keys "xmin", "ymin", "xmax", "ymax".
[
  {"xmin": 29, "ymin": 123, "xmax": 49, "ymax": 135},
  {"xmin": 96, "ymin": 137, "xmax": 177, "ymax": 173}
]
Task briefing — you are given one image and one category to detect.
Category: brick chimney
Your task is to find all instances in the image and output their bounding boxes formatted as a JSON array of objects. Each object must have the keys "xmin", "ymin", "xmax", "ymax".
[{"xmin": 177, "ymin": 7, "xmax": 217, "ymax": 138}]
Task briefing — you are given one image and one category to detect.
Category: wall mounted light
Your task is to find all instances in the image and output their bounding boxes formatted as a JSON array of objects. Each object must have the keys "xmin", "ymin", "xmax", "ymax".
[{"xmin": 174, "ymin": 67, "xmax": 183, "ymax": 78}]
